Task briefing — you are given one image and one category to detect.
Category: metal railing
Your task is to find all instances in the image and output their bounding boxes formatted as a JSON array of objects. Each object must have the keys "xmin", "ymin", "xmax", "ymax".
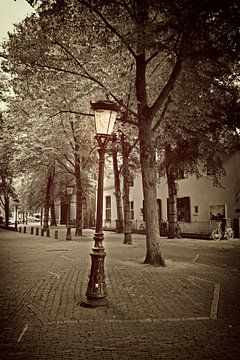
[{"xmin": 103, "ymin": 219, "xmax": 235, "ymax": 238}]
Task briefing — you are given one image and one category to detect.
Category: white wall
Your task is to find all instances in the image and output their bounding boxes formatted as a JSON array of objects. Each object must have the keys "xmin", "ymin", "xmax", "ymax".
[{"xmin": 102, "ymin": 152, "xmax": 240, "ymax": 232}]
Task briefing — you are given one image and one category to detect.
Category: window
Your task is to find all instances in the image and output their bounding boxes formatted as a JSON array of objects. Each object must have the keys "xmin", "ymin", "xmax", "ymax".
[
  {"xmin": 157, "ymin": 199, "xmax": 162, "ymax": 221},
  {"xmin": 105, "ymin": 196, "xmax": 111, "ymax": 221},
  {"xmin": 194, "ymin": 206, "xmax": 198, "ymax": 214},
  {"xmin": 167, "ymin": 197, "xmax": 190, "ymax": 222},
  {"xmin": 177, "ymin": 197, "xmax": 191, "ymax": 222},
  {"xmin": 209, "ymin": 205, "xmax": 225, "ymax": 220},
  {"xmin": 130, "ymin": 201, "xmax": 134, "ymax": 220},
  {"xmin": 176, "ymin": 167, "xmax": 185, "ymax": 180}
]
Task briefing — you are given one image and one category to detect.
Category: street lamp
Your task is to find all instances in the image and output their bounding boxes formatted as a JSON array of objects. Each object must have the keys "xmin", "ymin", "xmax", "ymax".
[
  {"xmin": 13, "ymin": 198, "xmax": 20, "ymax": 231},
  {"xmin": 81, "ymin": 100, "xmax": 119, "ymax": 307},
  {"xmin": 66, "ymin": 184, "xmax": 74, "ymax": 240}
]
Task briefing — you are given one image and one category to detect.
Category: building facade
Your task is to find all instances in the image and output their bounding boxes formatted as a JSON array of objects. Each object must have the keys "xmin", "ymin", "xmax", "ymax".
[
  {"xmin": 54, "ymin": 193, "xmax": 96, "ymax": 229},
  {"xmin": 102, "ymin": 152, "xmax": 240, "ymax": 238}
]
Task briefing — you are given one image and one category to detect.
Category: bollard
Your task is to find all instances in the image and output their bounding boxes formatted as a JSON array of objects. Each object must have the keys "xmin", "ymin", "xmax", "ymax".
[
  {"xmin": 54, "ymin": 230, "xmax": 58, "ymax": 239},
  {"xmin": 41, "ymin": 229, "xmax": 44, "ymax": 236},
  {"xmin": 19, "ymin": 226, "xmax": 22, "ymax": 233},
  {"xmin": 31, "ymin": 227, "xmax": 34, "ymax": 235},
  {"xmin": 36, "ymin": 228, "xmax": 39, "ymax": 236},
  {"xmin": 23, "ymin": 226, "xmax": 26, "ymax": 233},
  {"xmin": 46, "ymin": 229, "xmax": 50, "ymax": 237}
]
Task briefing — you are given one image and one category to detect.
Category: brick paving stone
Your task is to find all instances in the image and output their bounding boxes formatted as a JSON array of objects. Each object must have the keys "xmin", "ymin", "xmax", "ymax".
[{"xmin": 0, "ymin": 228, "xmax": 240, "ymax": 359}]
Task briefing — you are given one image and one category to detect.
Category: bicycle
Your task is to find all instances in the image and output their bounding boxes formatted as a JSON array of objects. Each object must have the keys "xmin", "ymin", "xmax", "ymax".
[{"xmin": 211, "ymin": 221, "xmax": 234, "ymax": 240}]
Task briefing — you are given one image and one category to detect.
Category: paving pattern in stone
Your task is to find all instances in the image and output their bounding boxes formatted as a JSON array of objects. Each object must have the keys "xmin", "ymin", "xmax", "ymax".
[{"xmin": 0, "ymin": 228, "xmax": 240, "ymax": 359}]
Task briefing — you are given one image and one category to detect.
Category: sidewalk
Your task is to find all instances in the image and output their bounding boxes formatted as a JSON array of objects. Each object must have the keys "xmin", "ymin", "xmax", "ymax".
[{"xmin": 0, "ymin": 227, "xmax": 240, "ymax": 359}]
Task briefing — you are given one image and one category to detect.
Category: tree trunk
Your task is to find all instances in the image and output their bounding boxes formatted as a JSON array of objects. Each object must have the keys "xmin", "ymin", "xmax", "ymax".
[
  {"xmin": 43, "ymin": 206, "xmax": 49, "ymax": 230},
  {"xmin": 121, "ymin": 133, "xmax": 132, "ymax": 244},
  {"xmin": 43, "ymin": 206, "xmax": 50, "ymax": 230},
  {"xmin": 4, "ymin": 194, "xmax": 9, "ymax": 228},
  {"xmin": 165, "ymin": 145, "xmax": 178, "ymax": 239},
  {"xmin": 75, "ymin": 185, "xmax": 83, "ymax": 236},
  {"xmin": 138, "ymin": 122, "xmax": 166, "ymax": 266},
  {"xmin": 2, "ymin": 176, "xmax": 9, "ymax": 227},
  {"xmin": 167, "ymin": 177, "xmax": 178, "ymax": 239},
  {"xmin": 133, "ymin": 1, "xmax": 166, "ymax": 265},
  {"xmin": 50, "ymin": 202, "xmax": 57, "ymax": 226},
  {"xmin": 43, "ymin": 164, "xmax": 55, "ymax": 230},
  {"xmin": 112, "ymin": 146, "xmax": 124, "ymax": 233},
  {"xmin": 40, "ymin": 207, "xmax": 43, "ymax": 226},
  {"xmin": 75, "ymin": 145, "xmax": 83, "ymax": 236},
  {"xmin": 22, "ymin": 210, "xmax": 26, "ymax": 225}
]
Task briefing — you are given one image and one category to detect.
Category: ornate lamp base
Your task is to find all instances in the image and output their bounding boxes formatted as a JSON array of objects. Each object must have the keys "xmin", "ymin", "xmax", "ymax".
[
  {"xmin": 80, "ymin": 296, "xmax": 108, "ymax": 308},
  {"xmin": 80, "ymin": 250, "xmax": 108, "ymax": 308}
]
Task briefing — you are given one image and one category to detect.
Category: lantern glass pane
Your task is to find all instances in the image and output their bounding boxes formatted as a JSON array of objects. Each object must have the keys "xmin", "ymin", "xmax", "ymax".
[
  {"xmin": 95, "ymin": 109, "xmax": 109, "ymax": 134},
  {"xmin": 95, "ymin": 109, "xmax": 117, "ymax": 135},
  {"xmin": 107, "ymin": 111, "xmax": 117, "ymax": 135}
]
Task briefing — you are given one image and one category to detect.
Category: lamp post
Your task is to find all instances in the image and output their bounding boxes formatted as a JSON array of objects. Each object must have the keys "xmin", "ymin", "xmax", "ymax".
[
  {"xmin": 66, "ymin": 184, "xmax": 74, "ymax": 240},
  {"xmin": 13, "ymin": 199, "xmax": 19, "ymax": 231},
  {"xmin": 81, "ymin": 100, "xmax": 119, "ymax": 307}
]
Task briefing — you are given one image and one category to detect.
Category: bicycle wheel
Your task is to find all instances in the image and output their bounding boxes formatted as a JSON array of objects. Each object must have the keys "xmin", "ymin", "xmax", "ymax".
[
  {"xmin": 211, "ymin": 229, "xmax": 222, "ymax": 240},
  {"xmin": 226, "ymin": 228, "xmax": 234, "ymax": 240}
]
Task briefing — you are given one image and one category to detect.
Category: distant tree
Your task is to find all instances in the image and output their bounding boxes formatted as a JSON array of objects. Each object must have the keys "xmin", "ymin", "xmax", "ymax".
[
  {"xmin": 111, "ymin": 132, "xmax": 134, "ymax": 244},
  {"xmin": 0, "ymin": 113, "xmax": 15, "ymax": 227},
  {"xmin": 111, "ymin": 135, "xmax": 124, "ymax": 233},
  {"xmin": 2, "ymin": 58, "xmax": 97, "ymax": 234}
]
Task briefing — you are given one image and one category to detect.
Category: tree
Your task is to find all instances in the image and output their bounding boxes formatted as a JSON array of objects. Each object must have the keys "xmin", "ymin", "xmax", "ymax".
[
  {"xmin": 112, "ymin": 135, "xmax": 124, "ymax": 233},
  {"xmin": 0, "ymin": 113, "xmax": 16, "ymax": 227},
  {"xmin": 111, "ymin": 121, "xmax": 139, "ymax": 243},
  {"xmin": 70, "ymin": 0, "xmax": 239, "ymax": 264},
  {"xmin": 42, "ymin": 161, "xmax": 55, "ymax": 230},
  {"xmin": 4, "ymin": 0, "xmax": 239, "ymax": 265},
  {"xmin": 1, "ymin": 51, "xmax": 97, "ymax": 234},
  {"xmin": 111, "ymin": 132, "xmax": 133, "ymax": 244},
  {"xmin": 155, "ymin": 62, "xmax": 239, "ymax": 238}
]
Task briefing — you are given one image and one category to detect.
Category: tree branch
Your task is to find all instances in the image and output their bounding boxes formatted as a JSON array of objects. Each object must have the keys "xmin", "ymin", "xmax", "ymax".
[
  {"xmin": 152, "ymin": 95, "xmax": 172, "ymax": 133},
  {"xmin": 0, "ymin": 197, "xmax": 4, "ymax": 207},
  {"xmin": 64, "ymin": 153, "xmax": 75, "ymax": 169},
  {"xmin": 35, "ymin": 62, "xmax": 86, "ymax": 77},
  {"xmin": 127, "ymin": 137, "xmax": 139, "ymax": 155},
  {"xmin": 56, "ymin": 158, "xmax": 75, "ymax": 176},
  {"xmin": 77, "ymin": 0, "xmax": 136, "ymax": 58},
  {"xmin": 150, "ymin": 57, "xmax": 182, "ymax": 119},
  {"xmin": 70, "ymin": 119, "xmax": 78, "ymax": 146},
  {"xmin": 82, "ymin": 145, "xmax": 98, "ymax": 170},
  {"xmin": 60, "ymin": 117, "xmax": 75, "ymax": 151},
  {"xmin": 118, "ymin": 111, "xmax": 138, "ymax": 126},
  {"xmin": 48, "ymin": 110, "xmax": 94, "ymax": 121},
  {"xmin": 146, "ymin": 51, "xmax": 159, "ymax": 65},
  {"xmin": 53, "ymin": 39, "xmax": 127, "ymax": 110}
]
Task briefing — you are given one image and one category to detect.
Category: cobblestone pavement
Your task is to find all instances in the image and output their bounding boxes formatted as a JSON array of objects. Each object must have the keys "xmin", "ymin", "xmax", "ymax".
[{"xmin": 0, "ymin": 226, "xmax": 240, "ymax": 359}]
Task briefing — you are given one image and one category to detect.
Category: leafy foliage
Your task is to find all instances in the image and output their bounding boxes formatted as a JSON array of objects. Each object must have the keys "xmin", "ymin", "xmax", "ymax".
[{"xmin": 2, "ymin": 0, "xmax": 239, "ymax": 261}]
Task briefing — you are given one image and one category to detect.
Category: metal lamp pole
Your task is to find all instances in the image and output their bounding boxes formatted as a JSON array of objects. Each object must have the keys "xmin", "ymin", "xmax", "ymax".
[
  {"xmin": 81, "ymin": 100, "xmax": 119, "ymax": 307},
  {"xmin": 66, "ymin": 185, "xmax": 74, "ymax": 240}
]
